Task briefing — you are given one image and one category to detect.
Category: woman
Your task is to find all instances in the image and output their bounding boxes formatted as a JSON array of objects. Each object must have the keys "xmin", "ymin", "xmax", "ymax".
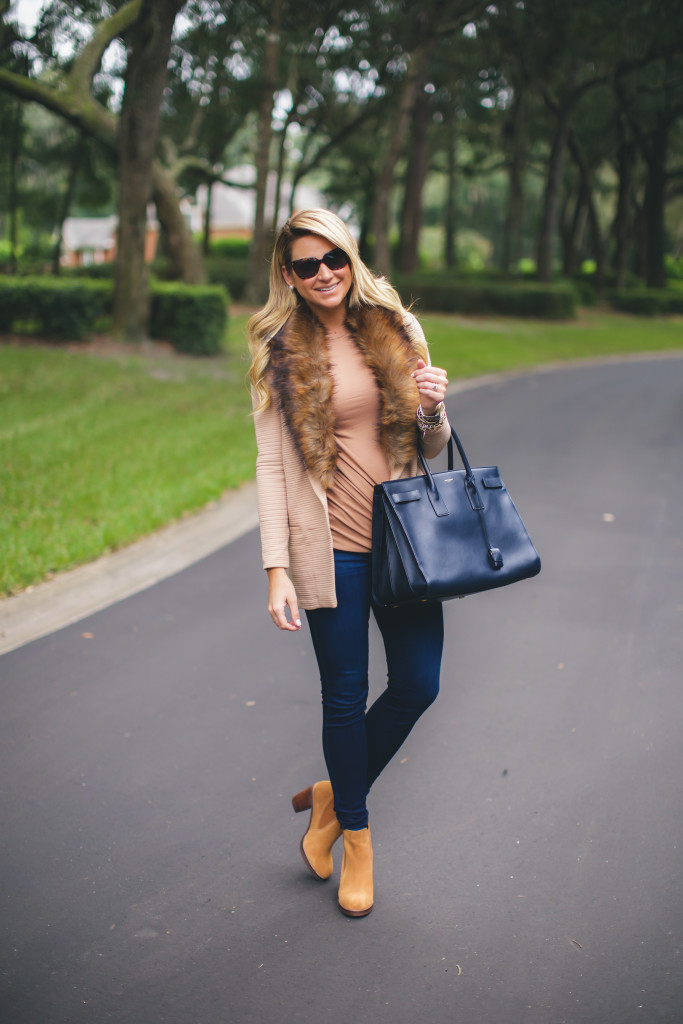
[{"xmin": 248, "ymin": 209, "xmax": 450, "ymax": 917}]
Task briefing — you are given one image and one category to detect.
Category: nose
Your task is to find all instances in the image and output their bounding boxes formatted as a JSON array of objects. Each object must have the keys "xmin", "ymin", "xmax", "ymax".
[{"xmin": 316, "ymin": 261, "xmax": 333, "ymax": 283}]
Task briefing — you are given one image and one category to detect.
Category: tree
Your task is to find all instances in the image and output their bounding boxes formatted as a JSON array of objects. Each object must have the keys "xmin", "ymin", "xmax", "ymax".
[
  {"xmin": 614, "ymin": 1, "xmax": 683, "ymax": 287},
  {"xmin": 0, "ymin": 1, "xmax": 203, "ymax": 289},
  {"xmin": 115, "ymin": 0, "xmax": 184, "ymax": 340}
]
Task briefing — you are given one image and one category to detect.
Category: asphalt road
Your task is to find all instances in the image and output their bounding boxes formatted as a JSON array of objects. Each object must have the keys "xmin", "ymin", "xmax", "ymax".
[{"xmin": 1, "ymin": 357, "xmax": 682, "ymax": 1024}]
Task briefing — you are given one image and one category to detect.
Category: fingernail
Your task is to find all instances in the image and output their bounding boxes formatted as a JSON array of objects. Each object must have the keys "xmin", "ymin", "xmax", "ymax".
[{"xmin": 295, "ymin": 619, "xmax": 301, "ymax": 627}]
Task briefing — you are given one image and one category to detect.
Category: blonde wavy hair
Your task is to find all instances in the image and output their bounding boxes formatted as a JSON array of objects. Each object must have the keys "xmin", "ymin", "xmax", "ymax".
[{"xmin": 247, "ymin": 208, "xmax": 426, "ymax": 412}]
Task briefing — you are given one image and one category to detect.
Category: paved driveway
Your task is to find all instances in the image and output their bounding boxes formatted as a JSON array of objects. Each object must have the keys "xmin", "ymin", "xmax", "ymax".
[{"xmin": 1, "ymin": 357, "xmax": 682, "ymax": 1023}]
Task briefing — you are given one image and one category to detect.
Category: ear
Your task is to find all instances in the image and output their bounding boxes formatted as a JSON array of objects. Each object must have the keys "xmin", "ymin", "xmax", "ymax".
[{"xmin": 281, "ymin": 265, "xmax": 295, "ymax": 289}]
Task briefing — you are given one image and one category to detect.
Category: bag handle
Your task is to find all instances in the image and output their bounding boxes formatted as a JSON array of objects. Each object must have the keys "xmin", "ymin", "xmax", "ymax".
[
  {"xmin": 417, "ymin": 427, "xmax": 504, "ymax": 569},
  {"xmin": 417, "ymin": 427, "xmax": 482, "ymax": 507}
]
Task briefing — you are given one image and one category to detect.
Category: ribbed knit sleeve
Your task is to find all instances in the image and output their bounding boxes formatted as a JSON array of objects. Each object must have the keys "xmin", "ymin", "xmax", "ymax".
[
  {"xmin": 403, "ymin": 311, "xmax": 452, "ymax": 460},
  {"xmin": 252, "ymin": 390, "xmax": 291, "ymax": 571}
]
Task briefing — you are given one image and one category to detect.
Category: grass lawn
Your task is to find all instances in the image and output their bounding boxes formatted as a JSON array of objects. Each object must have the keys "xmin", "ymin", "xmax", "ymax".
[{"xmin": 1, "ymin": 307, "xmax": 681, "ymax": 596}]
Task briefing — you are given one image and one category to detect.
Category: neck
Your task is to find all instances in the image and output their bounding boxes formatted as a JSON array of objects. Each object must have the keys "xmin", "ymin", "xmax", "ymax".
[{"xmin": 312, "ymin": 306, "xmax": 347, "ymax": 334}]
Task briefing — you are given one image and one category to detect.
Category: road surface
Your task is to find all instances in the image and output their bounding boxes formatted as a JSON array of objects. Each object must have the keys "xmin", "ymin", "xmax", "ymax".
[{"xmin": 1, "ymin": 356, "xmax": 682, "ymax": 1023}]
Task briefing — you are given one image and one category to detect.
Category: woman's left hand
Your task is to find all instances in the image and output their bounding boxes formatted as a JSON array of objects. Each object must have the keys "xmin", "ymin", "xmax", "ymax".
[{"xmin": 412, "ymin": 358, "xmax": 448, "ymax": 415}]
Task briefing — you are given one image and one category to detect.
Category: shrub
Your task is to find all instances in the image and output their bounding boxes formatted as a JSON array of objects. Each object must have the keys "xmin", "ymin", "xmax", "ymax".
[
  {"xmin": 0, "ymin": 276, "xmax": 111, "ymax": 338},
  {"xmin": 0, "ymin": 275, "xmax": 230, "ymax": 353},
  {"xmin": 665, "ymin": 254, "xmax": 683, "ymax": 281},
  {"xmin": 204, "ymin": 256, "xmax": 249, "ymax": 300},
  {"xmin": 608, "ymin": 288, "xmax": 683, "ymax": 316},
  {"xmin": 0, "ymin": 237, "xmax": 54, "ymax": 276},
  {"xmin": 149, "ymin": 282, "xmax": 230, "ymax": 355},
  {"xmin": 61, "ymin": 263, "xmax": 116, "ymax": 280},
  {"xmin": 393, "ymin": 274, "xmax": 577, "ymax": 319},
  {"xmin": 208, "ymin": 237, "xmax": 251, "ymax": 259}
]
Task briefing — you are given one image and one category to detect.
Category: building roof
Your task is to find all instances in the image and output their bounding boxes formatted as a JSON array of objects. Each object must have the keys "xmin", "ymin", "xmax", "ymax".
[{"xmin": 62, "ymin": 216, "xmax": 117, "ymax": 252}]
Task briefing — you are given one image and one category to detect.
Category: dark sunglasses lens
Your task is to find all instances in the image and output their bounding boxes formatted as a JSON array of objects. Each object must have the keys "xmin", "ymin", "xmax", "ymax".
[
  {"xmin": 291, "ymin": 248, "xmax": 349, "ymax": 279},
  {"xmin": 323, "ymin": 248, "xmax": 349, "ymax": 270},
  {"xmin": 291, "ymin": 258, "xmax": 320, "ymax": 280}
]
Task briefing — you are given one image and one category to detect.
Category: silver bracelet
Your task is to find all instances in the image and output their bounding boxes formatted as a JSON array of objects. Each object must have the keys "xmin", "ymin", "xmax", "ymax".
[{"xmin": 416, "ymin": 402, "xmax": 446, "ymax": 432}]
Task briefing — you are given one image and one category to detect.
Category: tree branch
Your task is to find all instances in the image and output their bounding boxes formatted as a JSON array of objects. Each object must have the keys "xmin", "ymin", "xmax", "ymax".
[
  {"xmin": 438, "ymin": 0, "xmax": 490, "ymax": 37},
  {"xmin": 68, "ymin": 0, "xmax": 143, "ymax": 95},
  {"xmin": 294, "ymin": 105, "xmax": 378, "ymax": 183},
  {"xmin": 614, "ymin": 77, "xmax": 650, "ymax": 159},
  {"xmin": 0, "ymin": 65, "xmax": 117, "ymax": 145}
]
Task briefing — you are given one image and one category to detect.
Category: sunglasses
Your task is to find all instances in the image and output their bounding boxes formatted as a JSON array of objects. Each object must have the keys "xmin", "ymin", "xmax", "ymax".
[{"xmin": 290, "ymin": 247, "xmax": 350, "ymax": 280}]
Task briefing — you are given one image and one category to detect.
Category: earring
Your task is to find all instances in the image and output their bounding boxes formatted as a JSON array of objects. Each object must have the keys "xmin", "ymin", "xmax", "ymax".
[{"xmin": 288, "ymin": 285, "xmax": 294, "ymax": 291}]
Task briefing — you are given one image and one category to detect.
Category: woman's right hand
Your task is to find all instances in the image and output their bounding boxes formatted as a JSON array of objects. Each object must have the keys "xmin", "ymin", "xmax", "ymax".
[{"xmin": 266, "ymin": 567, "xmax": 301, "ymax": 631}]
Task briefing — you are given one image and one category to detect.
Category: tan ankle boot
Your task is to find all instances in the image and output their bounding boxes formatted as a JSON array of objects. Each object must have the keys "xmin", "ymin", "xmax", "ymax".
[
  {"xmin": 291, "ymin": 781, "xmax": 342, "ymax": 881},
  {"xmin": 338, "ymin": 827, "xmax": 374, "ymax": 917}
]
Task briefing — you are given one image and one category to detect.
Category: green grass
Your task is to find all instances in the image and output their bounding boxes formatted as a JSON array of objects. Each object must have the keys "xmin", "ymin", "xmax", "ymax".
[
  {"xmin": 419, "ymin": 308, "xmax": 683, "ymax": 378},
  {"xmin": 1, "ymin": 322, "xmax": 256, "ymax": 595},
  {"xmin": 1, "ymin": 308, "xmax": 681, "ymax": 596}
]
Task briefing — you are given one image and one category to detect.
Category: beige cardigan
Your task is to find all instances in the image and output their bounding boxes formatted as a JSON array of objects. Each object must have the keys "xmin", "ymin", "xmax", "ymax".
[{"xmin": 253, "ymin": 321, "xmax": 451, "ymax": 609}]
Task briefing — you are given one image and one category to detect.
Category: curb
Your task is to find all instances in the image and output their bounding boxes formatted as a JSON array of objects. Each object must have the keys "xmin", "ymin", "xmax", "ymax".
[{"xmin": 0, "ymin": 482, "xmax": 259, "ymax": 657}]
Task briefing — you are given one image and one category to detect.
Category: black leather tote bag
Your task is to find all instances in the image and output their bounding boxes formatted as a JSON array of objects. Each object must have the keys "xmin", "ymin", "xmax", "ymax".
[{"xmin": 371, "ymin": 426, "xmax": 541, "ymax": 607}]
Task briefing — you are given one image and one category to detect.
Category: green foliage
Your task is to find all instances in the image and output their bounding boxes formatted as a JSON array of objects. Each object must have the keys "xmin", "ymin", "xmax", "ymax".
[
  {"xmin": 0, "ymin": 275, "xmax": 230, "ymax": 352},
  {"xmin": 208, "ymin": 237, "xmax": 251, "ymax": 258},
  {"xmin": 0, "ymin": 236, "xmax": 54, "ymax": 275},
  {"xmin": 570, "ymin": 276, "xmax": 599, "ymax": 308},
  {"xmin": 394, "ymin": 275, "xmax": 577, "ymax": 319},
  {"xmin": 665, "ymin": 254, "xmax": 683, "ymax": 280},
  {"xmin": 204, "ymin": 256, "xmax": 250, "ymax": 300},
  {"xmin": 0, "ymin": 275, "xmax": 110, "ymax": 338},
  {"xmin": 608, "ymin": 289, "xmax": 683, "ymax": 316},
  {"xmin": 61, "ymin": 262, "xmax": 116, "ymax": 279},
  {"xmin": 149, "ymin": 282, "xmax": 229, "ymax": 355}
]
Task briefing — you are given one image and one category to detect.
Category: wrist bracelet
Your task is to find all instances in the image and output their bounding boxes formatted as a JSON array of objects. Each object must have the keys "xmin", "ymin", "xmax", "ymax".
[{"xmin": 416, "ymin": 402, "xmax": 446, "ymax": 432}]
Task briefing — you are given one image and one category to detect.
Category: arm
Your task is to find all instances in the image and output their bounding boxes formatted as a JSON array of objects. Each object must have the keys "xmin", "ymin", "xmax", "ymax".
[
  {"xmin": 252, "ymin": 390, "xmax": 301, "ymax": 631},
  {"xmin": 403, "ymin": 315, "xmax": 451, "ymax": 459}
]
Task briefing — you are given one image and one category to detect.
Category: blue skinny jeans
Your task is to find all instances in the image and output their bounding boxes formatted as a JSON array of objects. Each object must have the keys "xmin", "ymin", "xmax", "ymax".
[{"xmin": 305, "ymin": 549, "xmax": 444, "ymax": 830}]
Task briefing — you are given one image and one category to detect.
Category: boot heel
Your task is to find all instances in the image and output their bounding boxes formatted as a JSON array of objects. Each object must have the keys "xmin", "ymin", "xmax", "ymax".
[{"xmin": 292, "ymin": 785, "xmax": 313, "ymax": 813}]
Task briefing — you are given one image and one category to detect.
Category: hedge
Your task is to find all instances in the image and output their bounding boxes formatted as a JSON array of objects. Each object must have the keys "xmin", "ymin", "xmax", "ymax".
[
  {"xmin": 0, "ymin": 276, "xmax": 111, "ymax": 339},
  {"xmin": 0, "ymin": 276, "xmax": 229, "ymax": 353},
  {"xmin": 608, "ymin": 288, "xmax": 683, "ymax": 316},
  {"xmin": 204, "ymin": 256, "xmax": 249, "ymax": 300},
  {"xmin": 149, "ymin": 282, "xmax": 229, "ymax": 354},
  {"xmin": 394, "ymin": 275, "xmax": 577, "ymax": 319}
]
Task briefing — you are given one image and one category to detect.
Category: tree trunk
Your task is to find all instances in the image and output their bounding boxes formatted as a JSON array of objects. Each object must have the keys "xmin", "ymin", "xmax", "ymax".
[
  {"xmin": 613, "ymin": 122, "xmax": 636, "ymax": 289},
  {"xmin": 568, "ymin": 131, "xmax": 605, "ymax": 291},
  {"xmin": 643, "ymin": 122, "xmax": 668, "ymax": 289},
  {"xmin": 501, "ymin": 89, "xmax": 525, "ymax": 275},
  {"xmin": 372, "ymin": 42, "xmax": 429, "ymax": 277},
  {"xmin": 537, "ymin": 72, "xmax": 579, "ymax": 283},
  {"xmin": 562, "ymin": 187, "xmax": 587, "ymax": 277},
  {"xmin": 358, "ymin": 177, "xmax": 376, "ymax": 264},
  {"xmin": 271, "ymin": 105, "xmax": 301, "ymax": 233},
  {"xmin": 245, "ymin": 0, "xmax": 283, "ymax": 304},
  {"xmin": 444, "ymin": 103, "xmax": 458, "ymax": 269},
  {"xmin": 397, "ymin": 86, "xmax": 431, "ymax": 273},
  {"xmin": 536, "ymin": 108, "xmax": 574, "ymax": 281},
  {"xmin": 115, "ymin": 0, "xmax": 182, "ymax": 341},
  {"xmin": 202, "ymin": 179, "xmax": 213, "ymax": 257},
  {"xmin": 52, "ymin": 137, "xmax": 85, "ymax": 275},
  {"xmin": 8, "ymin": 100, "xmax": 22, "ymax": 274},
  {"xmin": 151, "ymin": 162, "xmax": 206, "ymax": 283}
]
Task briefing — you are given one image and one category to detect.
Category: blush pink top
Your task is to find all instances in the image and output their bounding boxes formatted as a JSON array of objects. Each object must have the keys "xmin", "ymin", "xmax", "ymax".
[{"xmin": 325, "ymin": 331, "xmax": 391, "ymax": 552}]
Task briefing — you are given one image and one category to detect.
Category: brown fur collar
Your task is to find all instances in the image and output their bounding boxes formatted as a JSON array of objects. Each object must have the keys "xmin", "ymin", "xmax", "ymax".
[{"xmin": 268, "ymin": 302, "xmax": 420, "ymax": 488}]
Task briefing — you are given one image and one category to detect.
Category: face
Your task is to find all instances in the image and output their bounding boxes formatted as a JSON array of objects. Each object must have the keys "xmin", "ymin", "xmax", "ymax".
[{"xmin": 282, "ymin": 234, "xmax": 353, "ymax": 318}]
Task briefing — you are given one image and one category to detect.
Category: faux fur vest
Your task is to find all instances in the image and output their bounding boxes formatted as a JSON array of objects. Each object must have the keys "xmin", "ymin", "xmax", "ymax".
[{"xmin": 268, "ymin": 302, "xmax": 421, "ymax": 489}]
